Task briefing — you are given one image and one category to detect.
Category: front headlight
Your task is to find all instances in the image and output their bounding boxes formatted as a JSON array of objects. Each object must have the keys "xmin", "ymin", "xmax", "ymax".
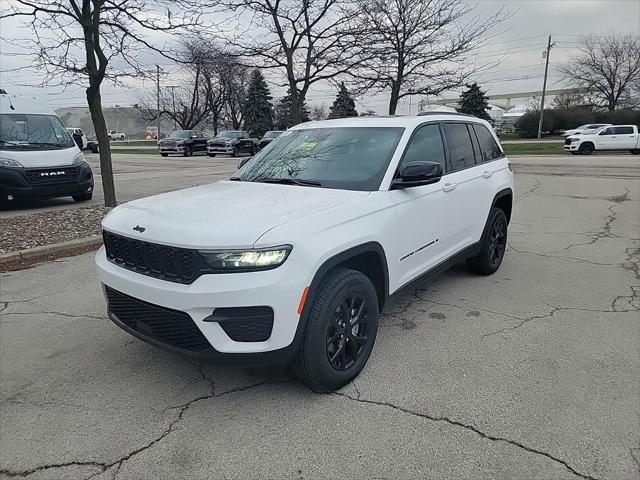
[
  {"xmin": 0, "ymin": 157, "xmax": 23, "ymax": 168},
  {"xmin": 73, "ymin": 152, "xmax": 86, "ymax": 165},
  {"xmin": 199, "ymin": 246, "xmax": 292, "ymax": 271}
]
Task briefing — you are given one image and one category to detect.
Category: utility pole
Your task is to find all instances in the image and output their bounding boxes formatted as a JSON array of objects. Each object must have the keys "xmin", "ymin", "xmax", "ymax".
[
  {"xmin": 167, "ymin": 85, "xmax": 178, "ymax": 129},
  {"xmin": 156, "ymin": 65, "xmax": 161, "ymax": 139},
  {"xmin": 537, "ymin": 35, "xmax": 555, "ymax": 139}
]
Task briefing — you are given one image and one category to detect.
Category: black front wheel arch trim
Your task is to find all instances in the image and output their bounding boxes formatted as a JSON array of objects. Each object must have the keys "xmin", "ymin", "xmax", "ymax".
[{"xmin": 289, "ymin": 242, "xmax": 390, "ymax": 360}]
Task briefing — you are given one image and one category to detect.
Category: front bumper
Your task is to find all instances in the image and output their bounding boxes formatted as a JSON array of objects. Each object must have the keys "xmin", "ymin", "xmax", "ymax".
[
  {"xmin": 159, "ymin": 145, "xmax": 185, "ymax": 154},
  {"xmin": 0, "ymin": 163, "xmax": 93, "ymax": 202},
  {"xmin": 207, "ymin": 145, "xmax": 234, "ymax": 154},
  {"xmin": 563, "ymin": 144, "xmax": 579, "ymax": 151},
  {"xmin": 95, "ymin": 247, "xmax": 313, "ymax": 359}
]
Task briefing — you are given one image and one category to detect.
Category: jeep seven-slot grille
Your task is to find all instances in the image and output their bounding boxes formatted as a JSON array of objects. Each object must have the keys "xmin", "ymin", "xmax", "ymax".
[
  {"xmin": 103, "ymin": 231, "xmax": 198, "ymax": 284},
  {"xmin": 105, "ymin": 286, "xmax": 211, "ymax": 351}
]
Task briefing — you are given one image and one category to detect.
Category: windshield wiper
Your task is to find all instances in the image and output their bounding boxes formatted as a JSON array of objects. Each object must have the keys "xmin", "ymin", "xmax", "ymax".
[
  {"xmin": 229, "ymin": 176, "xmax": 243, "ymax": 181},
  {"xmin": 257, "ymin": 177, "xmax": 322, "ymax": 187}
]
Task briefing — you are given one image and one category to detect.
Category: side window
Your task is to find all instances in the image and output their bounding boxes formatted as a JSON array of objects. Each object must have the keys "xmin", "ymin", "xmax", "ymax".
[
  {"xmin": 443, "ymin": 123, "xmax": 475, "ymax": 171},
  {"xmin": 473, "ymin": 124, "xmax": 503, "ymax": 162},
  {"xmin": 468, "ymin": 124, "xmax": 482, "ymax": 164},
  {"xmin": 399, "ymin": 124, "xmax": 446, "ymax": 172},
  {"xmin": 600, "ymin": 128, "xmax": 614, "ymax": 135},
  {"xmin": 614, "ymin": 126, "xmax": 633, "ymax": 135}
]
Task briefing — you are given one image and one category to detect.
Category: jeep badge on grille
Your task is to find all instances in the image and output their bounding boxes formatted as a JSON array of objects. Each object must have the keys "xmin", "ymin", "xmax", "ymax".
[{"xmin": 133, "ymin": 225, "xmax": 146, "ymax": 233}]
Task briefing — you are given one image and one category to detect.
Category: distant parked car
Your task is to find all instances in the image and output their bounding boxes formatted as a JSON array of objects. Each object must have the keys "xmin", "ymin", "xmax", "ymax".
[
  {"xmin": 66, "ymin": 128, "xmax": 88, "ymax": 150},
  {"xmin": 564, "ymin": 125, "xmax": 640, "ymax": 155},
  {"xmin": 256, "ymin": 130, "xmax": 284, "ymax": 151},
  {"xmin": 109, "ymin": 130, "xmax": 125, "ymax": 141},
  {"xmin": 561, "ymin": 123, "xmax": 612, "ymax": 137},
  {"xmin": 207, "ymin": 130, "xmax": 258, "ymax": 157},
  {"xmin": 158, "ymin": 130, "xmax": 208, "ymax": 157}
]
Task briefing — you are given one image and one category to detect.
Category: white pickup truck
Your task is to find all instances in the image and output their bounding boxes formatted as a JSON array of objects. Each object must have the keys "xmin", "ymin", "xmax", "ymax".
[{"xmin": 564, "ymin": 125, "xmax": 640, "ymax": 155}]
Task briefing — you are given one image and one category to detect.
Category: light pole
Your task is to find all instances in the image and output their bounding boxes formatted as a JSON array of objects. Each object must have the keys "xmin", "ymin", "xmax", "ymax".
[
  {"xmin": 537, "ymin": 35, "xmax": 555, "ymax": 139},
  {"xmin": 167, "ymin": 85, "xmax": 178, "ymax": 129}
]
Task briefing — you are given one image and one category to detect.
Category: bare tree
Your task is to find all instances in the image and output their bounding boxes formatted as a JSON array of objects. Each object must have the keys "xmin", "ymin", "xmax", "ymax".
[
  {"xmin": 552, "ymin": 91, "xmax": 593, "ymax": 111},
  {"xmin": 309, "ymin": 104, "xmax": 328, "ymax": 121},
  {"xmin": 559, "ymin": 34, "xmax": 640, "ymax": 111},
  {"xmin": 218, "ymin": 0, "xmax": 361, "ymax": 125},
  {"xmin": 220, "ymin": 59, "xmax": 249, "ymax": 130},
  {"xmin": 349, "ymin": 0, "xmax": 505, "ymax": 115},
  {"xmin": 0, "ymin": 1, "xmax": 200, "ymax": 206},
  {"xmin": 138, "ymin": 39, "xmax": 215, "ymax": 130}
]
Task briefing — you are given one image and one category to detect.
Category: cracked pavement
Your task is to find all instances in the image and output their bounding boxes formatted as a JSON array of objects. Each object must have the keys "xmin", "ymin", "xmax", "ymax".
[{"xmin": 1, "ymin": 155, "xmax": 639, "ymax": 479}]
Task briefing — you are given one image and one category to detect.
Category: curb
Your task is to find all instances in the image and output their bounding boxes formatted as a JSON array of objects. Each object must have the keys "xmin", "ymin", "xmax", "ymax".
[{"xmin": 0, "ymin": 235, "xmax": 103, "ymax": 264}]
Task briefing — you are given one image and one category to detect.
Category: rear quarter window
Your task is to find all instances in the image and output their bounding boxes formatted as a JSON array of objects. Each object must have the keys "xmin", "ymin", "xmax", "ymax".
[{"xmin": 473, "ymin": 124, "xmax": 504, "ymax": 162}]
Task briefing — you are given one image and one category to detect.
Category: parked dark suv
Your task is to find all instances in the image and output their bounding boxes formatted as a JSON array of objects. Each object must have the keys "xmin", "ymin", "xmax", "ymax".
[
  {"xmin": 256, "ymin": 130, "xmax": 285, "ymax": 151},
  {"xmin": 158, "ymin": 130, "xmax": 208, "ymax": 157}
]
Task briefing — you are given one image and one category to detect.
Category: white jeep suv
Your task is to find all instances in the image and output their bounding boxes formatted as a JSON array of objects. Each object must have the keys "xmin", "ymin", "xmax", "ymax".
[{"xmin": 96, "ymin": 114, "xmax": 513, "ymax": 392}]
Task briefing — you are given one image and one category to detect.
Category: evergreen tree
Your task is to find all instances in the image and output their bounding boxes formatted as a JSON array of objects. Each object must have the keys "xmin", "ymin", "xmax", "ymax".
[
  {"xmin": 243, "ymin": 69, "xmax": 273, "ymax": 137},
  {"xmin": 328, "ymin": 83, "xmax": 358, "ymax": 118},
  {"xmin": 274, "ymin": 90, "xmax": 310, "ymax": 130},
  {"xmin": 456, "ymin": 83, "xmax": 490, "ymax": 120}
]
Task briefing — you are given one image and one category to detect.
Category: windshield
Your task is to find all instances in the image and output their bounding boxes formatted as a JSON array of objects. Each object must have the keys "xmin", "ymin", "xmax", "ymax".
[
  {"xmin": 217, "ymin": 131, "xmax": 242, "ymax": 139},
  {"xmin": 168, "ymin": 130, "xmax": 191, "ymax": 139},
  {"xmin": 262, "ymin": 131, "xmax": 282, "ymax": 139},
  {"xmin": 0, "ymin": 114, "xmax": 75, "ymax": 150},
  {"xmin": 236, "ymin": 127, "xmax": 404, "ymax": 191}
]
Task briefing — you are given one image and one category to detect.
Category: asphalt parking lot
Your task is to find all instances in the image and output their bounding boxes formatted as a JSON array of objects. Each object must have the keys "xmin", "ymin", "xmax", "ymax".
[
  {"xmin": 0, "ymin": 152, "xmax": 240, "ymax": 218},
  {"xmin": 1, "ymin": 155, "xmax": 639, "ymax": 479}
]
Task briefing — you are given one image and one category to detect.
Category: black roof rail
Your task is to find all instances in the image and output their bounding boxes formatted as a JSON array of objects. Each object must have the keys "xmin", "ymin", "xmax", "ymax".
[{"xmin": 416, "ymin": 111, "xmax": 479, "ymax": 118}]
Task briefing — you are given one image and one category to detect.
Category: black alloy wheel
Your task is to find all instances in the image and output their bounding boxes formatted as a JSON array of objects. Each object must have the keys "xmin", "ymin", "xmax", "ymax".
[
  {"xmin": 293, "ymin": 268, "xmax": 379, "ymax": 392},
  {"xmin": 579, "ymin": 143, "xmax": 594, "ymax": 155},
  {"xmin": 488, "ymin": 215, "xmax": 507, "ymax": 269},
  {"xmin": 467, "ymin": 207, "xmax": 508, "ymax": 275},
  {"xmin": 326, "ymin": 293, "xmax": 370, "ymax": 371},
  {"xmin": 183, "ymin": 146, "xmax": 192, "ymax": 157}
]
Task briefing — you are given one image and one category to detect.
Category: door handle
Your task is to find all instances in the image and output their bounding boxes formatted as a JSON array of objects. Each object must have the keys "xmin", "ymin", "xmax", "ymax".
[
  {"xmin": 442, "ymin": 183, "xmax": 457, "ymax": 192},
  {"xmin": 482, "ymin": 170, "xmax": 493, "ymax": 179}
]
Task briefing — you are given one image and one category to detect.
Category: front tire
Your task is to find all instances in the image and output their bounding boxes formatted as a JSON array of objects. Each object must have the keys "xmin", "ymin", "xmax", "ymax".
[
  {"xmin": 73, "ymin": 191, "xmax": 93, "ymax": 202},
  {"xmin": 183, "ymin": 146, "xmax": 192, "ymax": 157},
  {"xmin": 467, "ymin": 207, "xmax": 508, "ymax": 275},
  {"xmin": 631, "ymin": 149, "xmax": 640, "ymax": 155},
  {"xmin": 207, "ymin": 153, "xmax": 216, "ymax": 157},
  {"xmin": 161, "ymin": 153, "xmax": 168, "ymax": 157},
  {"xmin": 578, "ymin": 143, "xmax": 594, "ymax": 155},
  {"xmin": 232, "ymin": 146, "xmax": 239, "ymax": 158},
  {"xmin": 293, "ymin": 268, "xmax": 379, "ymax": 393}
]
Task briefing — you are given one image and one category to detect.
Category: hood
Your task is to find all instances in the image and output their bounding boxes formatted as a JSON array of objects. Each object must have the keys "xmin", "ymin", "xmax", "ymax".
[
  {"xmin": 102, "ymin": 180, "xmax": 370, "ymax": 249},
  {"xmin": 0, "ymin": 146, "xmax": 80, "ymax": 168}
]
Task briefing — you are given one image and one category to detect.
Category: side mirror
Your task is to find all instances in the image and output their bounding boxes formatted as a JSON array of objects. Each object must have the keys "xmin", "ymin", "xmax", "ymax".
[
  {"xmin": 391, "ymin": 161, "xmax": 443, "ymax": 189},
  {"xmin": 237, "ymin": 157, "xmax": 251, "ymax": 169}
]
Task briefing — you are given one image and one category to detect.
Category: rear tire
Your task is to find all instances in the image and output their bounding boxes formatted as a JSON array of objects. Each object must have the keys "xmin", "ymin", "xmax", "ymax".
[
  {"xmin": 467, "ymin": 207, "xmax": 508, "ymax": 275},
  {"xmin": 578, "ymin": 143, "xmax": 594, "ymax": 155},
  {"xmin": 631, "ymin": 149, "xmax": 640, "ymax": 155},
  {"xmin": 293, "ymin": 268, "xmax": 379, "ymax": 393}
]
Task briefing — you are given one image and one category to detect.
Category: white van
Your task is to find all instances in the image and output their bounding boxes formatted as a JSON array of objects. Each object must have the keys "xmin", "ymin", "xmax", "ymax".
[{"xmin": 0, "ymin": 93, "xmax": 94, "ymax": 207}]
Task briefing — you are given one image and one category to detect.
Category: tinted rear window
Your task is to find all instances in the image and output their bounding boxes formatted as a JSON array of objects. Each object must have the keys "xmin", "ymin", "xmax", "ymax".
[
  {"xmin": 443, "ymin": 123, "xmax": 475, "ymax": 171},
  {"xmin": 614, "ymin": 126, "xmax": 634, "ymax": 135}
]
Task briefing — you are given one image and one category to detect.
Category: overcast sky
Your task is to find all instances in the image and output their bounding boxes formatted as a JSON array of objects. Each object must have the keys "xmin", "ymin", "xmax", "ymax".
[{"xmin": 0, "ymin": 0, "xmax": 639, "ymax": 114}]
